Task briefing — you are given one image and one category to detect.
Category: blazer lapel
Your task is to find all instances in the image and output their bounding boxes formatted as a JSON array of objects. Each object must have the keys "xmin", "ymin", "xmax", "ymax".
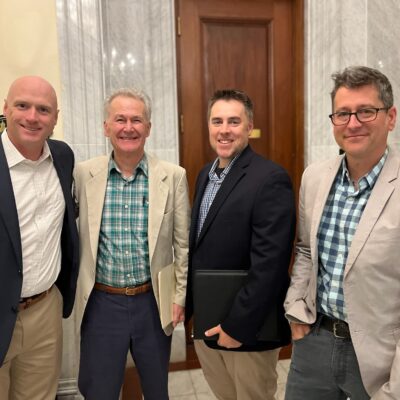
[
  {"xmin": 309, "ymin": 156, "xmax": 343, "ymax": 269},
  {"xmin": 196, "ymin": 149, "xmax": 250, "ymax": 246},
  {"xmin": 48, "ymin": 141, "xmax": 74, "ymax": 220},
  {"xmin": 189, "ymin": 167, "xmax": 210, "ymax": 249},
  {"xmin": 85, "ymin": 158, "xmax": 109, "ymax": 263},
  {"xmin": 345, "ymin": 150, "xmax": 399, "ymax": 276},
  {"xmin": 0, "ymin": 139, "xmax": 22, "ymax": 266},
  {"xmin": 148, "ymin": 154, "xmax": 169, "ymax": 265}
]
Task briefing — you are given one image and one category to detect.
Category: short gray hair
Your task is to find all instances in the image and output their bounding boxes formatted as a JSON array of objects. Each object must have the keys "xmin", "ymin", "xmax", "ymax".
[
  {"xmin": 330, "ymin": 66, "xmax": 394, "ymax": 109},
  {"xmin": 104, "ymin": 88, "xmax": 152, "ymax": 121}
]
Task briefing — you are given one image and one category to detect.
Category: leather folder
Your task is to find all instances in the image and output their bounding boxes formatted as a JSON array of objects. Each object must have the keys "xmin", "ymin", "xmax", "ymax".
[{"xmin": 193, "ymin": 269, "xmax": 279, "ymax": 341}]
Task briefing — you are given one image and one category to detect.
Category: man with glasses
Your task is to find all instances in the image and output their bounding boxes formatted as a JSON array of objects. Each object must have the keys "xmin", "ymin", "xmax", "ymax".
[{"xmin": 284, "ymin": 66, "xmax": 399, "ymax": 399}]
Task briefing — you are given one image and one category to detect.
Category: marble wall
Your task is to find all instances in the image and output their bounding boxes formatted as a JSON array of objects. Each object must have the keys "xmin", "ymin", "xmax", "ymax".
[
  {"xmin": 305, "ymin": 0, "xmax": 400, "ymax": 165},
  {"xmin": 56, "ymin": 0, "xmax": 179, "ymax": 165}
]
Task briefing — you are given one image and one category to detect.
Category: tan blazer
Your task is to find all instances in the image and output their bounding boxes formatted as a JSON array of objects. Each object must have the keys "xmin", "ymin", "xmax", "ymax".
[
  {"xmin": 73, "ymin": 153, "xmax": 190, "ymax": 336},
  {"xmin": 285, "ymin": 148, "xmax": 400, "ymax": 399}
]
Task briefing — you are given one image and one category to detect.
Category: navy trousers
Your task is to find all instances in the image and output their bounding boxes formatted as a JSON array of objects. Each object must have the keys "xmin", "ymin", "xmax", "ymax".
[{"xmin": 78, "ymin": 289, "xmax": 171, "ymax": 400}]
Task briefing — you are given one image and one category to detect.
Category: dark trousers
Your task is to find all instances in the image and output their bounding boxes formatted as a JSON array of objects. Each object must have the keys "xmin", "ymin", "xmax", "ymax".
[
  {"xmin": 285, "ymin": 319, "xmax": 370, "ymax": 400},
  {"xmin": 78, "ymin": 289, "xmax": 171, "ymax": 400}
]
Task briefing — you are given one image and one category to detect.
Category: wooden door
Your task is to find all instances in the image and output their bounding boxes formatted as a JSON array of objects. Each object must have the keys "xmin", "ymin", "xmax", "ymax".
[
  {"xmin": 176, "ymin": 0, "xmax": 304, "ymax": 360},
  {"xmin": 176, "ymin": 0, "xmax": 304, "ymax": 201}
]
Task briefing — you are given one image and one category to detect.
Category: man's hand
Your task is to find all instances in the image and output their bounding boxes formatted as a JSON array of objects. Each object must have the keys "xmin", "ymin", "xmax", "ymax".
[
  {"xmin": 290, "ymin": 321, "xmax": 311, "ymax": 341},
  {"xmin": 205, "ymin": 324, "xmax": 242, "ymax": 349},
  {"xmin": 172, "ymin": 303, "xmax": 185, "ymax": 328}
]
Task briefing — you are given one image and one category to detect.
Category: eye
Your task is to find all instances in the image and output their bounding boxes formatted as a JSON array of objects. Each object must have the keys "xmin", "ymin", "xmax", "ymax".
[
  {"xmin": 15, "ymin": 103, "xmax": 27, "ymax": 110},
  {"xmin": 38, "ymin": 106, "xmax": 50, "ymax": 114},
  {"xmin": 357, "ymin": 108, "xmax": 375, "ymax": 117},
  {"xmin": 211, "ymin": 118, "xmax": 222, "ymax": 126},
  {"xmin": 228, "ymin": 118, "xmax": 241, "ymax": 126}
]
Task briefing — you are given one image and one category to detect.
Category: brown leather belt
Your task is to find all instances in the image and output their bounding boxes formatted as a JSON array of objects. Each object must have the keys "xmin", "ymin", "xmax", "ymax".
[
  {"xmin": 319, "ymin": 313, "xmax": 351, "ymax": 339},
  {"xmin": 19, "ymin": 286, "xmax": 53, "ymax": 311},
  {"xmin": 94, "ymin": 282, "xmax": 152, "ymax": 296}
]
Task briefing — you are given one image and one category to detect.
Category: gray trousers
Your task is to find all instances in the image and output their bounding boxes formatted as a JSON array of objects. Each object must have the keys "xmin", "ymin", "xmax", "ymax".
[{"xmin": 285, "ymin": 320, "xmax": 370, "ymax": 400}]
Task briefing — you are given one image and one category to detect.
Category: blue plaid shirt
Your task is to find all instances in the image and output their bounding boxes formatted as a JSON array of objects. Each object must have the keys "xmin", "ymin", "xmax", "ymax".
[
  {"xmin": 96, "ymin": 155, "xmax": 150, "ymax": 287},
  {"xmin": 317, "ymin": 149, "xmax": 388, "ymax": 321},
  {"xmin": 197, "ymin": 153, "xmax": 241, "ymax": 238}
]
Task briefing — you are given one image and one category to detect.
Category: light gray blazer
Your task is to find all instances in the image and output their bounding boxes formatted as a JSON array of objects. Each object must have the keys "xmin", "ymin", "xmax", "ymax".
[
  {"xmin": 285, "ymin": 148, "xmax": 400, "ymax": 399},
  {"xmin": 73, "ymin": 153, "xmax": 190, "ymax": 336}
]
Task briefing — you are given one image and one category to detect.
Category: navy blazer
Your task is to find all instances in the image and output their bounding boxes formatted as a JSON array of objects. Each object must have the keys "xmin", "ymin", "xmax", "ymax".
[
  {"xmin": 186, "ymin": 145, "xmax": 296, "ymax": 351},
  {"xmin": 0, "ymin": 137, "xmax": 79, "ymax": 365}
]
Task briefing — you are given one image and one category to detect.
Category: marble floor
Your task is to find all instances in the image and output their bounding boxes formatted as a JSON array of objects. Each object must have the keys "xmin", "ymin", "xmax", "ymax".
[{"xmin": 168, "ymin": 359, "xmax": 291, "ymax": 400}]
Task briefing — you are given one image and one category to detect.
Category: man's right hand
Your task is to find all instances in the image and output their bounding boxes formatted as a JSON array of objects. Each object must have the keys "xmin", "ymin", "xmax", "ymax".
[{"xmin": 290, "ymin": 322, "xmax": 311, "ymax": 341}]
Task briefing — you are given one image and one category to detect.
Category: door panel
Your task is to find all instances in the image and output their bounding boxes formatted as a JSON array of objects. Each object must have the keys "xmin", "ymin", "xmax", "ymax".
[{"xmin": 177, "ymin": 0, "xmax": 303, "ymax": 201}]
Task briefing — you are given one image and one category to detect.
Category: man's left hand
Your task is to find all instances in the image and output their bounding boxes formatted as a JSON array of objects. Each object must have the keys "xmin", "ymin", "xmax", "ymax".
[
  {"xmin": 172, "ymin": 303, "xmax": 185, "ymax": 328},
  {"xmin": 205, "ymin": 324, "xmax": 242, "ymax": 349}
]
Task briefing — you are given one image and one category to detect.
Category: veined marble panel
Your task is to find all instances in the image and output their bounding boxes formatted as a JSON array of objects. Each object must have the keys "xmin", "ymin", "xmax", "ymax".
[
  {"xmin": 102, "ymin": 0, "xmax": 179, "ymax": 164},
  {"xmin": 56, "ymin": 0, "xmax": 106, "ymax": 162},
  {"xmin": 305, "ymin": 0, "xmax": 400, "ymax": 166}
]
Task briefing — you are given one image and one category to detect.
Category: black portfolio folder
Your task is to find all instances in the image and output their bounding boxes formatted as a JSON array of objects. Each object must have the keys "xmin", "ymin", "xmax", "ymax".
[{"xmin": 193, "ymin": 269, "xmax": 279, "ymax": 341}]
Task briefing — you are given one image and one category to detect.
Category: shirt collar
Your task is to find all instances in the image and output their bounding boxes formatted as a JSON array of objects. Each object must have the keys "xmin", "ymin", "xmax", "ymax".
[
  {"xmin": 340, "ymin": 147, "xmax": 388, "ymax": 189},
  {"xmin": 208, "ymin": 150, "xmax": 242, "ymax": 181},
  {"xmin": 108, "ymin": 152, "xmax": 148, "ymax": 178},
  {"xmin": 2, "ymin": 129, "xmax": 52, "ymax": 167}
]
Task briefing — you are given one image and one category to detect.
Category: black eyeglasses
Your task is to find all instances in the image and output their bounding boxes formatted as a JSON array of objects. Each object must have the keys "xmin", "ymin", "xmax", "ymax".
[{"xmin": 329, "ymin": 107, "xmax": 389, "ymax": 126}]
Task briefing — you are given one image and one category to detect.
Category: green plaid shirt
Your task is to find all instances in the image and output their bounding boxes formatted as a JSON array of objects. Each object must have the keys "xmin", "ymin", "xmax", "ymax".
[{"xmin": 96, "ymin": 155, "xmax": 150, "ymax": 287}]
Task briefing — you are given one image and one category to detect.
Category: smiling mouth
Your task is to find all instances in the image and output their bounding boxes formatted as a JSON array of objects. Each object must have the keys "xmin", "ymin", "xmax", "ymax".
[
  {"xmin": 218, "ymin": 139, "xmax": 233, "ymax": 144},
  {"xmin": 119, "ymin": 135, "xmax": 139, "ymax": 140},
  {"xmin": 21, "ymin": 125, "xmax": 41, "ymax": 132}
]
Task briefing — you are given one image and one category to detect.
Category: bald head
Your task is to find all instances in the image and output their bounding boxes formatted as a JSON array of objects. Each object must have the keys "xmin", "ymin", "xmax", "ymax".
[
  {"xmin": 6, "ymin": 76, "xmax": 58, "ymax": 109},
  {"xmin": 3, "ymin": 76, "xmax": 59, "ymax": 160}
]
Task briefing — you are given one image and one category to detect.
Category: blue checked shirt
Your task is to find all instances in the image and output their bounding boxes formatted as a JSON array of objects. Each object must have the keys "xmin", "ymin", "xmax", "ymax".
[
  {"xmin": 96, "ymin": 155, "xmax": 150, "ymax": 287},
  {"xmin": 317, "ymin": 149, "xmax": 388, "ymax": 321},
  {"xmin": 197, "ymin": 153, "xmax": 241, "ymax": 238}
]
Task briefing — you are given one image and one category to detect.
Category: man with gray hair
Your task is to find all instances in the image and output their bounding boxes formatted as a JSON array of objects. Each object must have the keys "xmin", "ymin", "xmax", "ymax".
[
  {"xmin": 285, "ymin": 66, "xmax": 399, "ymax": 399},
  {"xmin": 73, "ymin": 88, "xmax": 190, "ymax": 399}
]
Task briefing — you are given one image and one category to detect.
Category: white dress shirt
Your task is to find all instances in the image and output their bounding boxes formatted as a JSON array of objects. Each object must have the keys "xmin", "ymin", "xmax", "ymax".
[{"xmin": 2, "ymin": 131, "xmax": 65, "ymax": 297}]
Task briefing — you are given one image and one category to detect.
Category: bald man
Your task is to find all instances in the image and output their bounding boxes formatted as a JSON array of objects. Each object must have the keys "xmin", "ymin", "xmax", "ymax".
[{"xmin": 0, "ymin": 76, "xmax": 79, "ymax": 399}]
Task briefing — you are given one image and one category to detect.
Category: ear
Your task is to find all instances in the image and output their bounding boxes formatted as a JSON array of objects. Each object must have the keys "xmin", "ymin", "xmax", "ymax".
[
  {"xmin": 247, "ymin": 121, "xmax": 254, "ymax": 136},
  {"xmin": 145, "ymin": 121, "xmax": 151, "ymax": 137},
  {"xmin": 387, "ymin": 106, "xmax": 397, "ymax": 131},
  {"xmin": 103, "ymin": 120, "xmax": 109, "ymax": 137}
]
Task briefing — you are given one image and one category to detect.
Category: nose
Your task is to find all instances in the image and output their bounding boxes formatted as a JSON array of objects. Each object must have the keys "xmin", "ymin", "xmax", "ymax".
[
  {"xmin": 219, "ymin": 121, "xmax": 231, "ymax": 133},
  {"xmin": 123, "ymin": 121, "xmax": 134, "ymax": 131},
  {"xmin": 347, "ymin": 113, "xmax": 363, "ymax": 128},
  {"xmin": 25, "ymin": 107, "xmax": 38, "ymax": 122}
]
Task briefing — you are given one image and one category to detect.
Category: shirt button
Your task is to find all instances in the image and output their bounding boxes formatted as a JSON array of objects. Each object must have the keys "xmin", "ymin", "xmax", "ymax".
[
  {"xmin": 124, "ymin": 205, "xmax": 128, "ymax": 209},
  {"xmin": 125, "ymin": 251, "xmax": 129, "ymax": 255}
]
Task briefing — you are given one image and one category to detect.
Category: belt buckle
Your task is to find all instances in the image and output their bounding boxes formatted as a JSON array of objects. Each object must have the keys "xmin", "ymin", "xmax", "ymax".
[
  {"xmin": 125, "ymin": 287, "xmax": 136, "ymax": 296},
  {"xmin": 333, "ymin": 321, "xmax": 347, "ymax": 339}
]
